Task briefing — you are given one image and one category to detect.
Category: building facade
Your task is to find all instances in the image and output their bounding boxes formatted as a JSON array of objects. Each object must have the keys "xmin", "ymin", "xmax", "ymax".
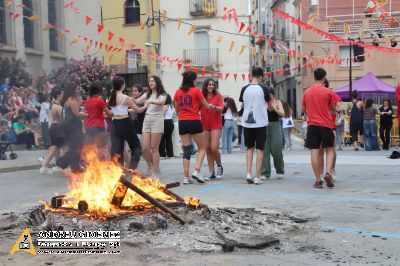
[
  {"xmin": 300, "ymin": 0, "xmax": 400, "ymax": 98},
  {"xmin": 101, "ymin": 0, "xmax": 160, "ymax": 87},
  {"xmin": 0, "ymin": 0, "xmax": 102, "ymax": 77},
  {"xmin": 160, "ymin": 0, "xmax": 251, "ymax": 101}
]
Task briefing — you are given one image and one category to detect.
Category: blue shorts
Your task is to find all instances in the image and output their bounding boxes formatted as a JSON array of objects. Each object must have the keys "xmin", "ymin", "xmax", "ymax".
[{"xmin": 86, "ymin": 127, "xmax": 105, "ymax": 136}]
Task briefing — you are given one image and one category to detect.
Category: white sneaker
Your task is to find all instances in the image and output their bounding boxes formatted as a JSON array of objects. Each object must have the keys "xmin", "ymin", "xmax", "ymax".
[
  {"xmin": 331, "ymin": 170, "xmax": 337, "ymax": 182},
  {"xmin": 191, "ymin": 171, "xmax": 205, "ymax": 183},
  {"xmin": 52, "ymin": 166, "xmax": 62, "ymax": 173},
  {"xmin": 39, "ymin": 167, "xmax": 52, "ymax": 175},
  {"xmin": 277, "ymin": 174, "xmax": 284, "ymax": 179},
  {"xmin": 216, "ymin": 166, "xmax": 223, "ymax": 179},
  {"xmin": 254, "ymin": 177, "xmax": 264, "ymax": 185},
  {"xmin": 183, "ymin": 177, "xmax": 193, "ymax": 185},
  {"xmin": 260, "ymin": 175, "xmax": 267, "ymax": 181},
  {"xmin": 246, "ymin": 173, "xmax": 254, "ymax": 184},
  {"xmin": 38, "ymin": 156, "xmax": 44, "ymax": 164}
]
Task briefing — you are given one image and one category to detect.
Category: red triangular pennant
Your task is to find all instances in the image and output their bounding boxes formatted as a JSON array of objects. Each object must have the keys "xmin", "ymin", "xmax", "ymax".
[
  {"xmin": 192, "ymin": 67, "xmax": 198, "ymax": 74},
  {"xmin": 218, "ymin": 72, "xmax": 223, "ymax": 81},
  {"xmin": 225, "ymin": 73, "xmax": 230, "ymax": 80},
  {"xmin": 242, "ymin": 74, "xmax": 246, "ymax": 81},
  {"xmin": 63, "ymin": 1, "xmax": 75, "ymax": 9},
  {"xmin": 177, "ymin": 63, "xmax": 183, "ymax": 71},
  {"xmin": 239, "ymin": 22, "xmax": 246, "ymax": 33},
  {"xmin": 97, "ymin": 24, "xmax": 104, "ymax": 34},
  {"xmin": 119, "ymin": 37, "xmax": 125, "ymax": 46},
  {"xmin": 233, "ymin": 73, "xmax": 238, "ymax": 81},
  {"xmin": 248, "ymin": 74, "xmax": 252, "ymax": 81},
  {"xmin": 108, "ymin": 31, "xmax": 114, "ymax": 41},
  {"xmin": 85, "ymin": 15, "xmax": 92, "ymax": 25},
  {"xmin": 99, "ymin": 42, "xmax": 103, "ymax": 50},
  {"xmin": 201, "ymin": 68, "xmax": 206, "ymax": 77}
]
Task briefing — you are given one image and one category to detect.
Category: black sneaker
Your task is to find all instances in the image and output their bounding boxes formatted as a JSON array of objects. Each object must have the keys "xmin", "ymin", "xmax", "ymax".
[{"xmin": 205, "ymin": 172, "xmax": 216, "ymax": 181}]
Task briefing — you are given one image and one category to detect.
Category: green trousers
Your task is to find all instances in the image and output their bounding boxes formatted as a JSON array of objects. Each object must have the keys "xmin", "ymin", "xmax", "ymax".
[{"xmin": 261, "ymin": 121, "xmax": 285, "ymax": 177}]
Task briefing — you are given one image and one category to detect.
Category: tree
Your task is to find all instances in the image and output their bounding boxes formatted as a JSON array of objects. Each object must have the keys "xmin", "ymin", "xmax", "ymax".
[{"xmin": 0, "ymin": 56, "xmax": 31, "ymax": 85}]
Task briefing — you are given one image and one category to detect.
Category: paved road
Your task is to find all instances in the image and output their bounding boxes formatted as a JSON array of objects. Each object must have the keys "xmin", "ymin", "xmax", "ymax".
[{"xmin": 1, "ymin": 147, "xmax": 399, "ymax": 265}]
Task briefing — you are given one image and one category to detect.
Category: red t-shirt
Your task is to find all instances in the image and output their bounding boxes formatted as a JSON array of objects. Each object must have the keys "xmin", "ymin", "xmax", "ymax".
[
  {"xmin": 331, "ymin": 113, "xmax": 336, "ymax": 129},
  {"xmin": 302, "ymin": 85, "xmax": 341, "ymax": 128},
  {"xmin": 201, "ymin": 93, "xmax": 224, "ymax": 130},
  {"xmin": 84, "ymin": 97, "xmax": 107, "ymax": 129},
  {"xmin": 396, "ymin": 86, "xmax": 400, "ymax": 125},
  {"xmin": 174, "ymin": 87, "xmax": 205, "ymax": 121}
]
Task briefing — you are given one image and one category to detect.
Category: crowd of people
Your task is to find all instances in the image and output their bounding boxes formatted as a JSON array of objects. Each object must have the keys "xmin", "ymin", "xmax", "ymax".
[{"xmin": 0, "ymin": 66, "xmax": 397, "ymax": 188}]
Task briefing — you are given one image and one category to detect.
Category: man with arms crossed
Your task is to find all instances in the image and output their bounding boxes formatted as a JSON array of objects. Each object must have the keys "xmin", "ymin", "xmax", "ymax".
[{"xmin": 302, "ymin": 68, "xmax": 341, "ymax": 188}]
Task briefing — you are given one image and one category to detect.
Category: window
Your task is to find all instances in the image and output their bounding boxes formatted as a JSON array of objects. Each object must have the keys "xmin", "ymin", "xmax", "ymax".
[
  {"xmin": 23, "ymin": 0, "xmax": 35, "ymax": 48},
  {"xmin": 48, "ymin": 0, "xmax": 58, "ymax": 52},
  {"xmin": 126, "ymin": 49, "xmax": 141, "ymax": 72},
  {"xmin": 311, "ymin": 0, "xmax": 319, "ymax": 5},
  {"xmin": 125, "ymin": 0, "xmax": 140, "ymax": 25},
  {"xmin": 339, "ymin": 46, "xmax": 360, "ymax": 68},
  {"xmin": 0, "ymin": 0, "xmax": 6, "ymax": 44}
]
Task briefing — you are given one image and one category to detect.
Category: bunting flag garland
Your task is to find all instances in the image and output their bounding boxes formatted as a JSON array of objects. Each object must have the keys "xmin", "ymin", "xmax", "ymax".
[
  {"xmin": 233, "ymin": 73, "xmax": 237, "ymax": 81},
  {"xmin": 42, "ymin": 24, "xmax": 56, "ymax": 31},
  {"xmin": 69, "ymin": 37, "xmax": 79, "ymax": 46},
  {"xmin": 85, "ymin": 15, "xmax": 92, "ymax": 25},
  {"xmin": 239, "ymin": 45, "xmax": 246, "ymax": 55},
  {"xmin": 238, "ymin": 22, "xmax": 246, "ymax": 33},
  {"xmin": 273, "ymin": 8, "xmax": 400, "ymax": 54},
  {"xmin": 27, "ymin": 15, "xmax": 40, "ymax": 21},
  {"xmin": 228, "ymin": 41, "xmax": 235, "ymax": 52}
]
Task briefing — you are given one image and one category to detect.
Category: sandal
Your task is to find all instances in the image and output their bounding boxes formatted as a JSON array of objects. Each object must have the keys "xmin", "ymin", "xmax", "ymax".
[
  {"xmin": 313, "ymin": 180, "xmax": 323, "ymax": 189},
  {"xmin": 324, "ymin": 173, "xmax": 335, "ymax": 188}
]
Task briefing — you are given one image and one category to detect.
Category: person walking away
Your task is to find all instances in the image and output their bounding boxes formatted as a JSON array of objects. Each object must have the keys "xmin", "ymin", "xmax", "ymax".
[
  {"xmin": 84, "ymin": 82, "xmax": 113, "ymax": 155},
  {"xmin": 348, "ymin": 90, "xmax": 364, "ymax": 151},
  {"xmin": 301, "ymin": 112, "xmax": 308, "ymax": 148},
  {"xmin": 239, "ymin": 67, "xmax": 271, "ymax": 185},
  {"xmin": 200, "ymin": 78, "xmax": 224, "ymax": 180},
  {"xmin": 336, "ymin": 110, "xmax": 346, "ymax": 150},
  {"xmin": 159, "ymin": 94, "xmax": 175, "ymax": 159},
  {"xmin": 39, "ymin": 94, "xmax": 51, "ymax": 149},
  {"xmin": 222, "ymin": 98, "xmax": 238, "ymax": 154},
  {"xmin": 109, "ymin": 76, "xmax": 147, "ymax": 170},
  {"xmin": 56, "ymin": 82, "xmax": 87, "ymax": 173},
  {"xmin": 363, "ymin": 99, "xmax": 380, "ymax": 151},
  {"xmin": 260, "ymin": 88, "xmax": 285, "ymax": 180},
  {"xmin": 302, "ymin": 68, "xmax": 341, "ymax": 189},
  {"xmin": 379, "ymin": 100, "xmax": 393, "ymax": 150},
  {"xmin": 282, "ymin": 102, "xmax": 294, "ymax": 150},
  {"xmin": 134, "ymin": 76, "xmax": 166, "ymax": 178},
  {"xmin": 40, "ymin": 87, "xmax": 64, "ymax": 174},
  {"xmin": 173, "ymin": 71, "xmax": 214, "ymax": 184},
  {"xmin": 237, "ymin": 105, "xmax": 245, "ymax": 151}
]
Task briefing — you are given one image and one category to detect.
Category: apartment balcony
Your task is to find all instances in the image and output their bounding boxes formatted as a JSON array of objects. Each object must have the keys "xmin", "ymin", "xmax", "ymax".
[
  {"xmin": 189, "ymin": 0, "xmax": 217, "ymax": 17},
  {"xmin": 183, "ymin": 48, "xmax": 219, "ymax": 67}
]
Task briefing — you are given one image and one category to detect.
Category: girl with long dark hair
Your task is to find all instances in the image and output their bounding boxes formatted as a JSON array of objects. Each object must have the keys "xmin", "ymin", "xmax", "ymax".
[
  {"xmin": 133, "ymin": 76, "xmax": 166, "ymax": 177},
  {"xmin": 40, "ymin": 87, "xmax": 64, "ymax": 174},
  {"xmin": 159, "ymin": 94, "xmax": 175, "ymax": 159},
  {"xmin": 222, "ymin": 97, "xmax": 238, "ymax": 154},
  {"xmin": 363, "ymin": 99, "xmax": 379, "ymax": 151},
  {"xmin": 56, "ymin": 82, "xmax": 87, "ymax": 173},
  {"xmin": 201, "ymin": 78, "xmax": 224, "ymax": 180},
  {"xmin": 109, "ymin": 76, "xmax": 147, "ymax": 169},
  {"xmin": 173, "ymin": 71, "xmax": 214, "ymax": 184},
  {"xmin": 379, "ymin": 99, "xmax": 393, "ymax": 150},
  {"xmin": 282, "ymin": 101, "xmax": 294, "ymax": 150}
]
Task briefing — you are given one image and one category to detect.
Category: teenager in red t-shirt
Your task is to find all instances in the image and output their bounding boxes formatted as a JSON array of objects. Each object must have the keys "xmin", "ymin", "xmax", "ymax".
[
  {"xmin": 200, "ymin": 78, "xmax": 224, "ymax": 180},
  {"xmin": 173, "ymin": 71, "xmax": 214, "ymax": 184},
  {"xmin": 84, "ymin": 82, "xmax": 113, "ymax": 150},
  {"xmin": 302, "ymin": 68, "xmax": 341, "ymax": 189}
]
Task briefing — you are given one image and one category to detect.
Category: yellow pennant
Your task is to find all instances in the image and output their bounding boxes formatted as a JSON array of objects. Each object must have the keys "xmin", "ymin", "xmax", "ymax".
[
  {"xmin": 188, "ymin": 25, "xmax": 196, "ymax": 35},
  {"xmin": 177, "ymin": 18, "xmax": 182, "ymax": 30},
  {"xmin": 239, "ymin": 45, "xmax": 246, "ymax": 55},
  {"xmin": 280, "ymin": 54, "xmax": 286, "ymax": 63},
  {"xmin": 69, "ymin": 37, "xmax": 79, "ymax": 46},
  {"xmin": 140, "ymin": 21, "xmax": 146, "ymax": 30},
  {"xmin": 108, "ymin": 54, "xmax": 114, "ymax": 63},
  {"xmin": 28, "ymin": 15, "xmax": 41, "ymax": 21},
  {"xmin": 42, "ymin": 24, "xmax": 55, "ymax": 31},
  {"xmin": 16, "ymin": 3, "xmax": 26, "ymax": 8},
  {"xmin": 216, "ymin": 36, "xmax": 222, "ymax": 43},
  {"xmin": 119, "ymin": 58, "xmax": 125, "ymax": 65},
  {"xmin": 56, "ymin": 33, "xmax": 65, "ymax": 41},
  {"xmin": 343, "ymin": 23, "xmax": 351, "ymax": 35},
  {"xmin": 10, "ymin": 228, "xmax": 36, "ymax": 256},
  {"xmin": 252, "ymin": 47, "xmax": 257, "ymax": 59},
  {"xmin": 229, "ymin": 41, "xmax": 235, "ymax": 52},
  {"xmin": 84, "ymin": 45, "xmax": 90, "ymax": 54},
  {"xmin": 272, "ymin": 53, "xmax": 276, "ymax": 61},
  {"xmin": 162, "ymin": 10, "xmax": 168, "ymax": 23}
]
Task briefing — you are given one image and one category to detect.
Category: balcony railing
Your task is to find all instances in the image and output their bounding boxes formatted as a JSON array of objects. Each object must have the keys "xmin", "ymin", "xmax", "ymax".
[
  {"xmin": 183, "ymin": 48, "xmax": 219, "ymax": 67},
  {"xmin": 189, "ymin": 0, "xmax": 217, "ymax": 17}
]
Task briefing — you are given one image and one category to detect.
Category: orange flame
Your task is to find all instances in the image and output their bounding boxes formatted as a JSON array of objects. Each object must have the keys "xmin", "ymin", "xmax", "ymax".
[{"xmin": 54, "ymin": 146, "xmax": 179, "ymax": 217}]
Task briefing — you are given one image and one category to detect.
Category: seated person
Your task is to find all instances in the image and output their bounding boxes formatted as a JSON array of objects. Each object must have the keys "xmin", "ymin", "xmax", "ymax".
[{"xmin": 12, "ymin": 115, "xmax": 37, "ymax": 150}]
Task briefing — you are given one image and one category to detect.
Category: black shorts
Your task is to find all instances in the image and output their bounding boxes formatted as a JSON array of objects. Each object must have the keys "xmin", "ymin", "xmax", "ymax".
[
  {"xmin": 306, "ymin": 125, "xmax": 334, "ymax": 149},
  {"xmin": 244, "ymin": 127, "xmax": 266, "ymax": 150},
  {"xmin": 179, "ymin": 120, "xmax": 203, "ymax": 135},
  {"xmin": 350, "ymin": 126, "xmax": 363, "ymax": 142}
]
